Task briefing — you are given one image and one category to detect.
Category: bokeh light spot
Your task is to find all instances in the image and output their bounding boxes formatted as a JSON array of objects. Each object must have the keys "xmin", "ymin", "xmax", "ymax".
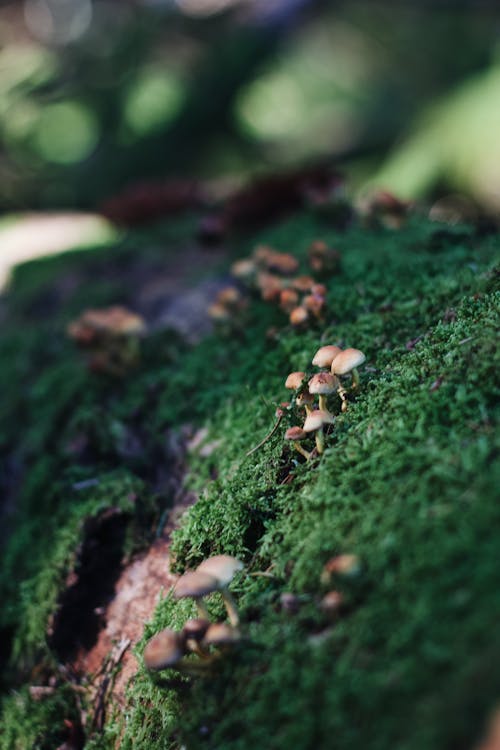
[
  {"xmin": 123, "ymin": 70, "xmax": 184, "ymax": 136},
  {"xmin": 33, "ymin": 101, "xmax": 99, "ymax": 164}
]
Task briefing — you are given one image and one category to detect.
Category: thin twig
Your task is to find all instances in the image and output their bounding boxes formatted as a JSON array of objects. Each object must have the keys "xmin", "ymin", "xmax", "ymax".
[{"xmin": 246, "ymin": 413, "xmax": 283, "ymax": 457}]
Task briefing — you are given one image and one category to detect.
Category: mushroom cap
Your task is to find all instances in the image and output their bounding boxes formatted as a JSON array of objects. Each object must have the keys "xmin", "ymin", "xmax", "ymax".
[
  {"xmin": 312, "ymin": 345, "xmax": 342, "ymax": 368},
  {"xmin": 183, "ymin": 618, "xmax": 210, "ymax": 641},
  {"xmin": 285, "ymin": 371, "xmax": 306, "ymax": 390},
  {"xmin": 231, "ymin": 258, "xmax": 256, "ymax": 279},
  {"xmin": 331, "ymin": 348, "xmax": 366, "ymax": 375},
  {"xmin": 196, "ymin": 555, "xmax": 243, "ymax": 587},
  {"xmin": 208, "ymin": 302, "xmax": 231, "ymax": 321},
  {"xmin": 285, "ymin": 426, "xmax": 308, "ymax": 441},
  {"xmin": 143, "ymin": 628, "xmax": 184, "ymax": 670},
  {"xmin": 303, "ymin": 294, "xmax": 325, "ymax": 317},
  {"xmin": 266, "ymin": 251, "xmax": 299, "ymax": 276},
  {"xmin": 320, "ymin": 590, "xmax": 344, "ymax": 615},
  {"xmin": 203, "ymin": 623, "xmax": 241, "ymax": 647},
  {"xmin": 173, "ymin": 571, "xmax": 219, "ymax": 599},
  {"xmin": 292, "ymin": 275, "xmax": 315, "ymax": 292},
  {"xmin": 308, "ymin": 372, "xmax": 336, "ymax": 395},
  {"xmin": 289, "ymin": 306, "xmax": 309, "ymax": 325},
  {"xmin": 311, "ymin": 283, "xmax": 327, "ymax": 297},
  {"xmin": 217, "ymin": 287, "xmax": 242, "ymax": 306},
  {"xmin": 296, "ymin": 390, "xmax": 314, "ymax": 406},
  {"xmin": 279, "ymin": 288, "xmax": 299, "ymax": 313},
  {"xmin": 83, "ymin": 306, "xmax": 146, "ymax": 335},
  {"xmin": 322, "ymin": 554, "xmax": 361, "ymax": 579},
  {"xmin": 303, "ymin": 410, "xmax": 334, "ymax": 432}
]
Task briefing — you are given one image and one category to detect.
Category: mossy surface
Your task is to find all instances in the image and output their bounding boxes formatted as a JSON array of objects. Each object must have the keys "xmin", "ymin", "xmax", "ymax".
[{"xmin": 0, "ymin": 210, "xmax": 498, "ymax": 749}]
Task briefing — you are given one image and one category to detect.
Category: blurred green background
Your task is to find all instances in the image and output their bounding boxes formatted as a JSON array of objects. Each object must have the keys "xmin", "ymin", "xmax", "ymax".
[{"xmin": 1, "ymin": 0, "xmax": 500, "ymax": 213}]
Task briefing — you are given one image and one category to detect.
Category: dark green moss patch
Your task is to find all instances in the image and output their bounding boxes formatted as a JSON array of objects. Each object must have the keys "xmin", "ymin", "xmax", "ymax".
[{"xmin": 0, "ymin": 211, "xmax": 498, "ymax": 749}]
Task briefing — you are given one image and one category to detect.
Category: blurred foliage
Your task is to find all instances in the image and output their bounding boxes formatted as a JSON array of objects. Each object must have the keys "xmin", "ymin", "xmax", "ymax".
[{"xmin": 0, "ymin": 1, "xmax": 500, "ymax": 210}]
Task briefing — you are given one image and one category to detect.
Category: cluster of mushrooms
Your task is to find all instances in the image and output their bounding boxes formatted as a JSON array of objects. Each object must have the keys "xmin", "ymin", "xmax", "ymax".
[
  {"xmin": 143, "ymin": 555, "xmax": 243, "ymax": 674},
  {"xmin": 67, "ymin": 305, "xmax": 146, "ymax": 375},
  {"xmin": 284, "ymin": 344, "xmax": 366, "ymax": 459},
  {"xmin": 209, "ymin": 240, "xmax": 341, "ymax": 329}
]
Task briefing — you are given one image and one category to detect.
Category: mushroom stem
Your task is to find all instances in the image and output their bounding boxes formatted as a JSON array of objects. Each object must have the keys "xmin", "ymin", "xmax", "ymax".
[
  {"xmin": 195, "ymin": 599, "xmax": 211, "ymax": 620},
  {"xmin": 175, "ymin": 656, "xmax": 219, "ymax": 674},
  {"xmin": 315, "ymin": 429, "xmax": 325, "ymax": 454},
  {"xmin": 304, "ymin": 404, "xmax": 313, "ymax": 416},
  {"xmin": 337, "ymin": 385, "xmax": 348, "ymax": 412},
  {"xmin": 185, "ymin": 640, "xmax": 210, "ymax": 660},
  {"xmin": 318, "ymin": 394, "xmax": 330, "ymax": 413},
  {"xmin": 293, "ymin": 442, "xmax": 312, "ymax": 461},
  {"xmin": 220, "ymin": 588, "xmax": 240, "ymax": 627},
  {"xmin": 351, "ymin": 368, "xmax": 360, "ymax": 389}
]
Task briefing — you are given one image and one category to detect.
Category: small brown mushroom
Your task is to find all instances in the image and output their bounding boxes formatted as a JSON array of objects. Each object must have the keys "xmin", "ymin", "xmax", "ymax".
[
  {"xmin": 143, "ymin": 628, "xmax": 185, "ymax": 671},
  {"xmin": 321, "ymin": 554, "xmax": 361, "ymax": 584},
  {"xmin": 319, "ymin": 590, "xmax": 344, "ymax": 617},
  {"xmin": 289, "ymin": 306, "xmax": 309, "ymax": 326},
  {"xmin": 312, "ymin": 345, "xmax": 343, "ymax": 369},
  {"xmin": 182, "ymin": 618, "xmax": 211, "ymax": 658},
  {"xmin": 303, "ymin": 409, "xmax": 334, "ymax": 454},
  {"xmin": 202, "ymin": 622, "xmax": 241, "ymax": 651},
  {"xmin": 285, "ymin": 371, "xmax": 306, "ymax": 390},
  {"xmin": 173, "ymin": 571, "xmax": 219, "ymax": 619},
  {"xmin": 280, "ymin": 288, "xmax": 299, "ymax": 314},
  {"xmin": 196, "ymin": 555, "xmax": 243, "ymax": 626},
  {"xmin": 308, "ymin": 372, "xmax": 338, "ymax": 414},
  {"xmin": 330, "ymin": 347, "xmax": 366, "ymax": 393},
  {"xmin": 284, "ymin": 426, "xmax": 312, "ymax": 461}
]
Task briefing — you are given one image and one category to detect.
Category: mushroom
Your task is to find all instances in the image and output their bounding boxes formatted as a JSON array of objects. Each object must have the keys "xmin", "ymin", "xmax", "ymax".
[
  {"xmin": 143, "ymin": 628, "xmax": 186, "ymax": 671},
  {"xmin": 279, "ymin": 288, "xmax": 299, "ymax": 314},
  {"xmin": 203, "ymin": 622, "xmax": 241, "ymax": 650},
  {"xmin": 196, "ymin": 555, "xmax": 243, "ymax": 627},
  {"xmin": 285, "ymin": 372, "xmax": 314, "ymax": 416},
  {"xmin": 289, "ymin": 306, "xmax": 309, "ymax": 326},
  {"xmin": 285, "ymin": 371, "xmax": 306, "ymax": 390},
  {"xmin": 266, "ymin": 251, "xmax": 299, "ymax": 276},
  {"xmin": 330, "ymin": 347, "xmax": 366, "ymax": 405},
  {"xmin": 231, "ymin": 258, "xmax": 256, "ymax": 282},
  {"xmin": 319, "ymin": 590, "xmax": 344, "ymax": 617},
  {"xmin": 292, "ymin": 275, "xmax": 315, "ymax": 293},
  {"xmin": 182, "ymin": 618, "xmax": 211, "ymax": 658},
  {"xmin": 303, "ymin": 294, "xmax": 325, "ymax": 319},
  {"xmin": 308, "ymin": 372, "xmax": 337, "ymax": 414},
  {"xmin": 173, "ymin": 571, "xmax": 219, "ymax": 619},
  {"xmin": 312, "ymin": 345, "xmax": 342, "ymax": 369},
  {"xmin": 284, "ymin": 426, "xmax": 312, "ymax": 461},
  {"xmin": 303, "ymin": 409, "xmax": 334, "ymax": 454},
  {"xmin": 321, "ymin": 554, "xmax": 361, "ymax": 585}
]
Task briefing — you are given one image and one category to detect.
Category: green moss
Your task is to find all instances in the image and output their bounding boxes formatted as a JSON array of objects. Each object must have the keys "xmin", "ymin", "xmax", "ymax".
[{"xmin": 0, "ymin": 211, "xmax": 498, "ymax": 748}]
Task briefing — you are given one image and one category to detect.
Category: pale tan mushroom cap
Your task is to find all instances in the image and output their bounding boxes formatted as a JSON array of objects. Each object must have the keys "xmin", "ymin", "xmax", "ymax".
[
  {"xmin": 173, "ymin": 570, "xmax": 219, "ymax": 599},
  {"xmin": 203, "ymin": 623, "xmax": 241, "ymax": 646},
  {"xmin": 197, "ymin": 555, "xmax": 243, "ymax": 587},
  {"xmin": 308, "ymin": 372, "xmax": 336, "ymax": 395},
  {"xmin": 331, "ymin": 348, "xmax": 366, "ymax": 375},
  {"xmin": 303, "ymin": 410, "xmax": 335, "ymax": 432},
  {"xmin": 83, "ymin": 306, "xmax": 146, "ymax": 335},
  {"xmin": 312, "ymin": 345, "xmax": 342, "ymax": 368},
  {"xmin": 285, "ymin": 371, "xmax": 306, "ymax": 389},
  {"xmin": 143, "ymin": 628, "xmax": 184, "ymax": 670},
  {"xmin": 290, "ymin": 306, "xmax": 309, "ymax": 325},
  {"xmin": 285, "ymin": 426, "xmax": 308, "ymax": 441}
]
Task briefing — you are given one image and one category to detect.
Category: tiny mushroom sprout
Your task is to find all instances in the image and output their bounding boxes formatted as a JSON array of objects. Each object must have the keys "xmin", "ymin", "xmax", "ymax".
[
  {"xmin": 285, "ymin": 426, "xmax": 312, "ymax": 461},
  {"xmin": 303, "ymin": 409, "xmax": 334, "ymax": 454},
  {"xmin": 196, "ymin": 555, "xmax": 244, "ymax": 627},
  {"xmin": 331, "ymin": 347, "xmax": 366, "ymax": 388},
  {"xmin": 312, "ymin": 345, "xmax": 342, "ymax": 369},
  {"xmin": 173, "ymin": 571, "xmax": 219, "ymax": 619},
  {"xmin": 308, "ymin": 372, "xmax": 337, "ymax": 414}
]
